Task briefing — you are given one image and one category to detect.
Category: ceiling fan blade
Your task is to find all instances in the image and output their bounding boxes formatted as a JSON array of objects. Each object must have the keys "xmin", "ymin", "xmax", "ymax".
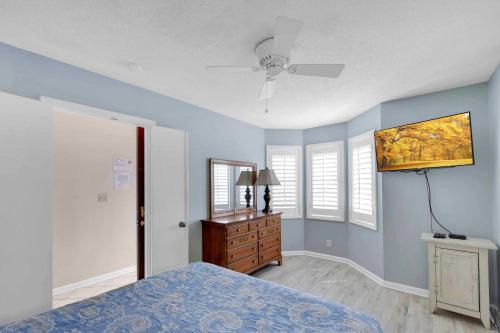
[
  {"xmin": 287, "ymin": 64, "xmax": 345, "ymax": 78},
  {"xmin": 258, "ymin": 79, "xmax": 277, "ymax": 100},
  {"xmin": 206, "ymin": 66, "xmax": 261, "ymax": 72},
  {"xmin": 272, "ymin": 16, "xmax": 303, "ymax": 59}
]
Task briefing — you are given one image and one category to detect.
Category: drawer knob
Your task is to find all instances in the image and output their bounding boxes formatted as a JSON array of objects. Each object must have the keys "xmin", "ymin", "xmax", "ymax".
[
  {"xmin": 230, "ymin": 241, "xmax": 234, "ymax": 245},
  {"xmin": 236, "ymin": 228, "xmax": 240, "ymax": 232},
  {"xmin": 252, "ymin": 260, "xmax": 256, "ymax": 263},
  {"xmin": 231, "ymin": 254, "xmax": 234, "ymax": 258}
]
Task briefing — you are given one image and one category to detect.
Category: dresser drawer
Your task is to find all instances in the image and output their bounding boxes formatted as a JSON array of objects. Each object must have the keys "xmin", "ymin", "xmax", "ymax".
[
  {"xmin": 227, "ymin": 231, "xmax": 258, "ymax": 250},
  {"xmin": 227, "ymin": 222, "xmax": 249, "ymax": 237},
  {"xmin": 259, "ymin": 225, "xmax": 281, "ymax": 239},
  {"xmin": 259, "ymin": 235, "xmax": 281, "ymax": 251},
  {"xmin": 228, "ymin": 254, "xmax": 258, "ymax": 273},
  {"xmin": 249, "ymin": 218, "xmax": 266, "ymax": 231},
  {"xmin": 266, "ymin": 215, "xmax": 281, "ymax": 227},
  {"xmin": 259, "ymin": 245, "xmax": 281, "ymax": 264},
  {"xmin": 227, "ymin": 242, "xmax": 258, "ymax": 264}
]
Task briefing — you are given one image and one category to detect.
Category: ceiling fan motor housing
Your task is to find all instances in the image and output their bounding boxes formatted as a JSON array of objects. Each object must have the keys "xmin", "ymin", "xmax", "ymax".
[{"xmin": 255, "ymin": 37, "xmax": 288, "ymax": 78}]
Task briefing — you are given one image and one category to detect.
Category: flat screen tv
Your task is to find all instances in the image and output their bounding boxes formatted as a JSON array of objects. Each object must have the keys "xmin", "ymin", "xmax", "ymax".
[{"xmin": 374, "ymin": 112, "xmax": 474, "ymax": 172}]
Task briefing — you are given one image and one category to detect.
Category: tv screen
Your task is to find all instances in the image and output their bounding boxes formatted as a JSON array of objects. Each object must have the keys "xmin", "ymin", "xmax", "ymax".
[{"xmin": 374, "ymin": 112, "xmax": 474, "ymax": 172}]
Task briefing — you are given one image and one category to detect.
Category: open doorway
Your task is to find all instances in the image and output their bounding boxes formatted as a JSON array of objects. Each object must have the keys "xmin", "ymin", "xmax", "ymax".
[{"xmin": 51, "ymin": 111, "xmax": 145, "ymax": 308}]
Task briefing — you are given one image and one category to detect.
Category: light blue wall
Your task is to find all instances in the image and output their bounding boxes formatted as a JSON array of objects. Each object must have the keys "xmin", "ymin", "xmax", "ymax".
[
  {"xmin": 2, "ymin": 41, "xmax": 498, "ymax": 299},
  {"xmin": 346, "ymin": 106, "xmax": 384, "ymax": 278},
  {"xmin": 381, "ymin": 83, "xmax": 492, "ymax": 290},
  {"xmin": 488, "ymin": 64, "xmax": 500, "ymax": 306},
  {"xmin": 264, "ymin": 129, "xmax": 304, "ymax": 251},
  {"xmin": 0, "ymin": 42, "xmax": 265, "ymax": 262},
  {"xmin": 303, "ymin": 123, "xmax": 349, "ymax": 258}
]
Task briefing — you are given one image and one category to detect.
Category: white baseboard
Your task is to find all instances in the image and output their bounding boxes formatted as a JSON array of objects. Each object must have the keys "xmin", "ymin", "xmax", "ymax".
[
  {"xmin": 282, "ymin": 250, "xmax": 429, "ymax": 298},
  {"xmin": 53, "ymin": 266, "xmax": 136, "ymax": 296}
]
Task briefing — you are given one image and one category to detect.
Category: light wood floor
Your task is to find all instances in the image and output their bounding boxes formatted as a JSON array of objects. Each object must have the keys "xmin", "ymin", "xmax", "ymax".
[{"xmin": 252, "ymin": 255, "xmax": 494, "ymax": 333}]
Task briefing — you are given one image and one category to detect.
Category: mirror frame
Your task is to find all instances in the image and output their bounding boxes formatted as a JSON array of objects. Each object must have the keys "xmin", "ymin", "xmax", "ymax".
[{"xmin": 209, "ymin": 158, "xmax": 257, "ymax": 218}]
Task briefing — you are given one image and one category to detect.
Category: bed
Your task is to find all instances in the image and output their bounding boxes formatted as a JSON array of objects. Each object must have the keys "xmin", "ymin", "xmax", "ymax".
[{"xmin": 0, "ymin": 262, "xmax": 382, "ymax": 332}]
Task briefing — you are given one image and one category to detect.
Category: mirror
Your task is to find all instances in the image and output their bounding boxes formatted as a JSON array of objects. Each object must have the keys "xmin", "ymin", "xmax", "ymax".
[{"xmin": 209, "ymin": 159, "xmax": 257, "ymax": 218}]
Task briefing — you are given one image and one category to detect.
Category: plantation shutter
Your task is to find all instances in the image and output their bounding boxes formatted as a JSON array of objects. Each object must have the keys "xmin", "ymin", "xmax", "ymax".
[
  {"xmin": 349, "ymin": 131, "xmax": 377, "ymax": 230},
  {"xmin": 213, "ymin": 163, "xmax": 230, "ymax": 210},
  {"xmin": 267, "ymin": 146, "xmax": 302, "ymax": 218},
  {"xmin": 306, "ymin": 141, "xmax": 344, "ymax": 221}
]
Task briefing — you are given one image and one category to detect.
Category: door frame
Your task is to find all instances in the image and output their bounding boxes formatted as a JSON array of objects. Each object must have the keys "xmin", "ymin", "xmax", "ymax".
[{"xmin": 41, "ymin": 96, "xmax": 189, "ymax": 278}]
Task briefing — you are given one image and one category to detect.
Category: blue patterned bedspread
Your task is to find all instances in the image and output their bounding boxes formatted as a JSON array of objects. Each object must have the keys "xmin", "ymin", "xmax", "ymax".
[{"xmin": 1, "ymin": 262, "xmax": 382, "ymax": 332}]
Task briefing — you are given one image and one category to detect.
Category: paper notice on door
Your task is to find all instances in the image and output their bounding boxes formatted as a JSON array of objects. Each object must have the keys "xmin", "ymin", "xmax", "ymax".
[
  {"xmin": 114, "ymin": 171, "xmax": 131, "ymax": 190},
  {"xmin": 112, "ymin": 156, "xmax": 133, "ymax": 172}
]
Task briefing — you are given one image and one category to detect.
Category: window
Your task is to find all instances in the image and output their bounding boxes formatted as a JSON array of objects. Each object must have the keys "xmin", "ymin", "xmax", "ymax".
[
  {"xmin": 236, "ymin": 166, "xmax": 253, "ymax": 208},
  {"xmin": 349, "ymin": 130, "xmax": 377, "ymax": 230},
  {"xmin": 266, "ymin": 145, "xmax": 303, "ymax": 218},
  {"xmin": 213, "ymin": 163, "xmax": 231, "ymax": 210},
  {"xmin": 306, "ymin": 141, "xmax": 344, "ymax": 221}
]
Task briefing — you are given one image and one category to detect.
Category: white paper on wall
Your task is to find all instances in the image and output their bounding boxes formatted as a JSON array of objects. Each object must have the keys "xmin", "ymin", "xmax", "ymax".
[
  {"xmin": 114, "ymin": 171, "xmax": 131, "ymax": 190},
  {"xmin": 112, "ymin": 156, "xmax": 133, "ymax": 172}
]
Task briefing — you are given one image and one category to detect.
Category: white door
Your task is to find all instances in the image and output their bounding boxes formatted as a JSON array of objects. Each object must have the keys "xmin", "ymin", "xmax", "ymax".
[
  {"xmin": 150, "ymin": 125, "xmax": 188, "ymax": 275},
  {"xmin": 436, "ymin": 248, "xmax": 479, "ymax": 311},
  {"xmin": 0, "ymin": 92, "xmax": 53, "ymax": 322}
]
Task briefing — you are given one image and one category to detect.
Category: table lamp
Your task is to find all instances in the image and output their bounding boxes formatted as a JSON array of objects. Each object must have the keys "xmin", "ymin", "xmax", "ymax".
[
  {"xmin": 235, "ymin": 170, "xmax": 254, "ymax": 208},
  {"xmin": 255, "ymin": 167, "xmax": 281, "ymax": 213}
]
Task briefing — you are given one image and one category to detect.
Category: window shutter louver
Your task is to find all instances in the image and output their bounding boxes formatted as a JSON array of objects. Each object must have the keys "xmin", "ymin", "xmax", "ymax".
[
  {"xmin": 266, "ymin": 146, "xmax": 303, "ymax": 218},
  {"xmin": 213, "ymin": 164, "xmax": 230, "ymax": 209},
  {"xmin": 306, "ymin": 141, "xmax": 344, "ymax": 221},
  {"xmin": 349, "ymin": 131, "xmax": 377, "ymax": 230}
]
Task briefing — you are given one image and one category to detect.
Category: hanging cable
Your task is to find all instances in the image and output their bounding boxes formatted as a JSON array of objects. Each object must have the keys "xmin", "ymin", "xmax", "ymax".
[{"xmin": 413, "ymin": 169, "xmax": 452, "ymax": 234}]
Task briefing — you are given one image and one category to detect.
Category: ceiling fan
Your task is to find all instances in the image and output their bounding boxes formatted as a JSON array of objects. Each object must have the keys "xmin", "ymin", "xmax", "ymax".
[{"xmin": 206, "ymin": 16, "xmax": 345, "ymax": 104}]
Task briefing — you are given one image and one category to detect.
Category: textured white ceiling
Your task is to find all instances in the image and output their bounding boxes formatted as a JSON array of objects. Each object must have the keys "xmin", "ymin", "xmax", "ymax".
[{"xmin": 0, "ymin": 1, "xmax": 499, "ymax": 129}]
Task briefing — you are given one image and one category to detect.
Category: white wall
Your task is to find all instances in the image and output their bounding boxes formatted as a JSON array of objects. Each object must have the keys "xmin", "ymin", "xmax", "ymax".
[
  {"xmin": 53, "ymin": 111, "xmax": 136, "ymax": 288},
  {"xmin": 0, "ymin": 92, "xmax": 52, "ymax": 323}
]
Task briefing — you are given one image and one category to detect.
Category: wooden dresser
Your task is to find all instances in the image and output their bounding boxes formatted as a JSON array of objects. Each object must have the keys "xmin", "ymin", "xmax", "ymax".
[{"xmin": 202, "ymin": 212, "xmax": 282, "ymax": 274}]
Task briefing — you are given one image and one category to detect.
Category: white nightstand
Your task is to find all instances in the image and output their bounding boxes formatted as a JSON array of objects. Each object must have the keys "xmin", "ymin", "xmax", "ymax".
[{"xmin": 421, "ymin": 233, "xmax": 497, "ymax": 329}]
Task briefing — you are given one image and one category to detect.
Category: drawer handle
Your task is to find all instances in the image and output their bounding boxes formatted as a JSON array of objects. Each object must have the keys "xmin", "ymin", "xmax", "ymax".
[
  {"xmin": 252, "ymin": 259, "xmax": 256, "ymax": 263},
  {"xmin": 252, "ymin": 247, "xmax": 255, "ymax": 250},
  {"xmin": 230, "ymin": 241, "xmax": 234, "ymax": 245},
  {"xmin": 231, "ymin": 254, "xmax": 234, "ymax": 258},
  {"xmin": 236, "ymin": 228, "xmax": 240, "ymax": 232}
]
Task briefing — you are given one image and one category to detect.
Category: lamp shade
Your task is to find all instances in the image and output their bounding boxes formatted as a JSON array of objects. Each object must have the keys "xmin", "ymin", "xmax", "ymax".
[
  {"xmin": 255, "ymin": 167, "xmax": 281, "ymax": 186},
  {"xmin": 235, "ymin": 170, "xmax": 254, "ymax": 186}
]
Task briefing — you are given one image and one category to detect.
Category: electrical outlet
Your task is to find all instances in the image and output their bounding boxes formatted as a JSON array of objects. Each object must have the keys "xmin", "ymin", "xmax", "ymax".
[{"xmin": 326, "ymin": 239, "xmax": 332, "ymax": 248}]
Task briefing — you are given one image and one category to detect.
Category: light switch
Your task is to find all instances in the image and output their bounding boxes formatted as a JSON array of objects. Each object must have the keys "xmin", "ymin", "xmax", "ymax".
[{"xmin": 97, "ymin": 193, "xmax": 108, "ymax": 203}]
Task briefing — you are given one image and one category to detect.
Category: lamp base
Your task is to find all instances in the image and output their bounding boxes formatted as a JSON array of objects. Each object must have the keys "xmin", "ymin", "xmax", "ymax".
[
  {"xmin": 245, "ymin": 186, "xmax": 251, "ymax": 208},
  {"xmin": 262, "ymin": 185, "xmax": 272, "ymax": 214}
]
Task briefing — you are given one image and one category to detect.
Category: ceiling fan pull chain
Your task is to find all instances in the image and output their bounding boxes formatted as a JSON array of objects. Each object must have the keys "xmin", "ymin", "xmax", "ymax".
[{"xmin": 265, "ymin": 79, "xmax": 269, "ymax": 113}]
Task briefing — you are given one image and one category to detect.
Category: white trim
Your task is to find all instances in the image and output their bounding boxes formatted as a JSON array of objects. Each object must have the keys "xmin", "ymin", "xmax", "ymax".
[
  {"xmin": 306, "ymin": 141, "xmax": 345, "ymax": 222},
  {"xmin": 40, "ymin": 97, "xmax": 156, "ymax": 126},
  {"xmin": 266, "ymin": 145, "xmax": 303, "ymax": 219},
  {"xmin": 52, "ymin": 266, "xmax": 136, "ymax": 296},
  {"xmin": 282, "ymin": 251, "xmax": 429, "ymax": 298},
  {"xmin": 40, "ymin": 97, "xmax": 190, "ymax": 278},
  {"xmin": 348, "ymin": 130, "xmax": 378, "ymax": 231}
]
